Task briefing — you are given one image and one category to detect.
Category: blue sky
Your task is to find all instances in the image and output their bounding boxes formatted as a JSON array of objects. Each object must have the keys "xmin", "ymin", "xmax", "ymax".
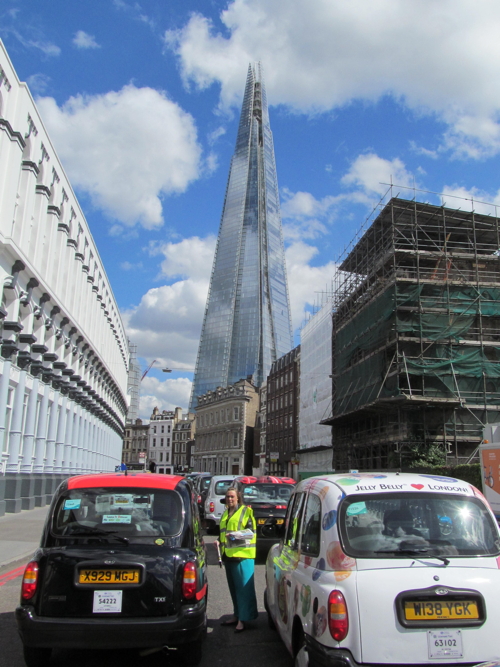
[{"xmin": 3, "ymin": 0, "xmax": 500, "ymax": 417}]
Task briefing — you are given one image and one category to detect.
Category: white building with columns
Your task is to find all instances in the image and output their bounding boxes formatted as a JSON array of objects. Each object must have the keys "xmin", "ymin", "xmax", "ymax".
[{"xmin": 0, "ymin": 41, "xmax": 130, "ymax": 514}]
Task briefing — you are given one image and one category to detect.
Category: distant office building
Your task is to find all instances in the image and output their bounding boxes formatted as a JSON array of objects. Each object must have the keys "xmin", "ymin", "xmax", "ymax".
[
  {"xmin": 122, "ymin": 418, "xmax": 148, "ymax": 468},
  {"xmin": 172, "ymin": 413, "xmax": 196, "ymax": 472},
  {"xmin": 267, "ymin": 346, "xmax": 300, "ymax": 477},
  {"xmin": 190, "ymin": 63, "xmax": 293, "ymax": 408},
  {"xmin": 193, "ymin": 379, "xmax": 259, "ymax": 475},
  {"xmin": 148, "ymin": 407, "xmax": 178, "ymax": 474},
  {"xmin": 0, "ymin": 41, "xmax": 129, "ymax": 514}
]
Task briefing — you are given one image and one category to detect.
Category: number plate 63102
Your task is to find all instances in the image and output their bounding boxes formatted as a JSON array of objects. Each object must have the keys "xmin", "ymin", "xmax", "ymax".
[{"xmin": 428, "ymin": 630, "xmax": 463, "ymax": 659}]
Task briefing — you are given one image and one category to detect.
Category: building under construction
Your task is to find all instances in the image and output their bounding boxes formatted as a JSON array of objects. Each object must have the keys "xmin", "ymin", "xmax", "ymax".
[{"xmin": 326, "ymin": 195, "xmax": 500, "ymax": 471}]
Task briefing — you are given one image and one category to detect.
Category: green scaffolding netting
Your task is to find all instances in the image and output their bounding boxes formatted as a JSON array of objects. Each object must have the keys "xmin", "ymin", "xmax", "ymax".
[{"xmin": 334, "ymin": 283, "xmax": 500, "ymax": 415}]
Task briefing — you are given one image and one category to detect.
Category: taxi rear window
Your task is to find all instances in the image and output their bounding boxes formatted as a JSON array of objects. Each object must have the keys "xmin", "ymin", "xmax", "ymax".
[
  {"xmin": 339, "ymin": 493, "xmax": 500, "ymax": 559},
  {"xmin": 52, "ymin": 486, "xmax": 183, "ymax": 539},
  {"xmin": 214, "ymin": 480, "xmax": 234, "ymax": 496},
  {"xmin": 242, "ymin": 483, "xmax": 293, "ymax": 503}
]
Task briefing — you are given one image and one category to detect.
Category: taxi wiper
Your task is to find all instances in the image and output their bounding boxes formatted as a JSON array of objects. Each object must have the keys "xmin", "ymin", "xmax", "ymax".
[
  {"xmin": 375, "ymin": 547, "xmax": 449, "ymax": 565},
  {"xmin": 58, "ymin": 525, "xmax": 129, "ymax": 545}
]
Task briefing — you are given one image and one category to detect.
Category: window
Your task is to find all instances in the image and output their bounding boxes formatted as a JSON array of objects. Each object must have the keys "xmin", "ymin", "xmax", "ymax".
[
  {"xmin": 233, "ymin": 406, "xmax": 239, "ymax": 420},
  {"xmin": 161, "ymin": 425, "xmax": 165, "ymax": 433},
  {"xmin": 160, "ymin": 452, "xmax": 163, "ymax": 462},
  {"xmin": 233, "ymin": 432, "xmax": 239, "ymax": 448},
  {"xmin": 160, "ymin": 438, "xmax": 164, "ymax": 447},
  {"xmin": 301, "ymin": 494, "xmax": 321, "ymax": 556},
  {"xmin": 168, "ymin": 425, "xmax": 171, "ymax": 433},
  {"xmin": 153, "ymin": 438, "xmax": 156, "ymax": 447},
  {"xmin": 284, "ymin": 492, "xmax": 306, "ymax": 550},
  {"xmin": 153, "ymin": 426, "xmax": 156, "ymax": 434}
]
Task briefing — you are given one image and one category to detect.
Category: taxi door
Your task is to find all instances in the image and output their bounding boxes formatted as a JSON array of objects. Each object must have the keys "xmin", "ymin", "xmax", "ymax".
[{"xmin": 272, "ymin": 491, "xmax": 306, "ymax": 650}]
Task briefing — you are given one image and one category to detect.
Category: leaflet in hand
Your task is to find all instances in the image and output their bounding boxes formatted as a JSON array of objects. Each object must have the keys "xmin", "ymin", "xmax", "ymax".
[{"xmin": 227, "ymin": 529, "xmax": 254, "ymax": 540}]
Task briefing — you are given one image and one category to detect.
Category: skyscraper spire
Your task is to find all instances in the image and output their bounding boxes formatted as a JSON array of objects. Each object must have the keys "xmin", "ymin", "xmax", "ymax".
[{"xmin": 190, "ymin": 63, "xmax": 293, "ymax": 408}]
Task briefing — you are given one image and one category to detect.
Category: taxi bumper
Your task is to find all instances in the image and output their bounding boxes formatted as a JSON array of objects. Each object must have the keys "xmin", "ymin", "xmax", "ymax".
[{"xmin": 16, "ymin": 598, "xmax": 206, "ymax": 650}]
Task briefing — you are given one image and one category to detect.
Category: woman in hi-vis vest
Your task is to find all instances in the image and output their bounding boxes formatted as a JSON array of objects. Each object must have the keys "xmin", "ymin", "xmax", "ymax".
[{"xmin": 216, "ymin": 487, "xmax": 258, "ymax": 632}]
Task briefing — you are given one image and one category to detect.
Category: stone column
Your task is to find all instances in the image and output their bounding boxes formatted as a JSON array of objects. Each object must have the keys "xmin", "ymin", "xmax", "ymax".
[
  {"xmin": 0, "ymin": 322, "xmax": 21, "ymax": 462},
  {"xmin": 63, "ymin": 399, "xmax": 74, "ymax": 474}
]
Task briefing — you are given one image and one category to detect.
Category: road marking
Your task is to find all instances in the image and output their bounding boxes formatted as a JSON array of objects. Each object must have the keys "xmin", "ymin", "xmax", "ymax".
[{"xmin": 0, "ymin": 565, "xmax": 25, "ymax": 586}]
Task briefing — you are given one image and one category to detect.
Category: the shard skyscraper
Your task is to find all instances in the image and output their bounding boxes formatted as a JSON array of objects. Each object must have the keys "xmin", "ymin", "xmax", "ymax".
[{"xmin": 190, "ymin": 63, "xmax": 293, "ymax": 408}]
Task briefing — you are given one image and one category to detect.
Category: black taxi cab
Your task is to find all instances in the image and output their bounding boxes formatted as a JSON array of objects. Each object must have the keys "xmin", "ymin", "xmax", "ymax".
[
  {"xmin": 16, "ymin": 472, "xmax": 207, "ymax": 667},
  {"xmin": 232, "ymin": 476, "xmax": 295, "ymax": 552}
]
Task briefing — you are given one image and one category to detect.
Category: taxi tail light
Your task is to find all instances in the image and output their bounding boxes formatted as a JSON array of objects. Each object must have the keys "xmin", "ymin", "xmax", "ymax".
[
  {"xmin": 209, "ymin": 502, "xmax": 215, "ymax": 513},
  {"xmin": 182, "ymin": 561, "xmax": 197, "ymax": 599},
  {"xmin": 197, "ymin": 495, "xmax": 202, "ymax": 504},
  {"xmin": 275, "ymin": 505, "xmax": 287, "ymax": 509},
  {"xmin": 328, "ymin": 590, "xmax": 348, "ymax": 641},
  {"xmin": 21, "ymin": 561, "xmax": 39, "ymax": 600}
]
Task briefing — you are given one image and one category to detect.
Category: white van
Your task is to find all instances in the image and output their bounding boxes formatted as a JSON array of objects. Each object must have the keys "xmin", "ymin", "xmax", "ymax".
[
  {"xmin": 203, "ymin": 475, "xmax": 237, "ymax": 534},
  {"xmin": 265, "ymin": 472, "xmax": 500, "ymax": 666}
]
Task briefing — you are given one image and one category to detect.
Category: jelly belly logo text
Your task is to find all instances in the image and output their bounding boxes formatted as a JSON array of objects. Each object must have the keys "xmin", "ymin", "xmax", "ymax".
[{"xmin": 354, "ymin": 483, "xmax": 406, "ymax": 491}]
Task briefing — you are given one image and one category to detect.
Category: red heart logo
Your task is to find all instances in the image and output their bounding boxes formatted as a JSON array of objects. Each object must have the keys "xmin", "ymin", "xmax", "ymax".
[{"xmin": 411, "ymin": 484, "xmax": 424, "ymax": 490}]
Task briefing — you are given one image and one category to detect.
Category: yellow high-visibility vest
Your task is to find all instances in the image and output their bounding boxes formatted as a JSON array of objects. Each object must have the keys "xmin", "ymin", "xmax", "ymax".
[{"xmin": 220, "ymin": 505, "xmax": 256, "ymax": 559}]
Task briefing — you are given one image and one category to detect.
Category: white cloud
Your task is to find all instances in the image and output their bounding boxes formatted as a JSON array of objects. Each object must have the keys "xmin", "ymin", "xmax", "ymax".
[
  {"xmin": 26, "ymin": 73, "xmax": 51, "ymax": 95},
  {"xmin": 12, "ymin": 29, "xmax": 61, "ymax": 56},
  {"xmin": 285, "ymin": 241, "xmax": 337, "ymax": 331},
  {"xmin": 150, "ymin": 235, "xmax": 217, "ymax": 281},
  {"xmin": 73, "ymin": 30, "xmax": 100, "ymax": 49},
  {"xmin": 139, "ymin": 376, "xmax": 192, "ymax": 417},
  {"xmin": 122, "ymin": 236, "xmax": 216, "ymax": 374},
  {"xmin": 37, "ymin": 85, "xmax": 203, "ymax": 229},
  {"xmin": 120, "ymin": 261, "xmax": 143, "ymax": 271},
  {"xmin": 165, "ymin": 0, "xmax": 500, "ymax": 157},
  {"xmin": 439, "ymin": 185, "xmax": 500, "ymax": 216},
  {"xmin": 341, "ymin": 153, "xmax": 415, "ymax": 196}
]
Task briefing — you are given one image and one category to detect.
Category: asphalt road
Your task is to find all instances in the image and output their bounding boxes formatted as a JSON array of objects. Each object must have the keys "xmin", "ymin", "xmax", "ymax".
[{"xmin": 0, "ymin": 535, "xmax": 293, "ymax": 667}]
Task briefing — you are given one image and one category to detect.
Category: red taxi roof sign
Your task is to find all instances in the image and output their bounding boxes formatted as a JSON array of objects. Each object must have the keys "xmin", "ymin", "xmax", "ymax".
[{"xmin": 67, "ymin": 472, "xmax": 185, "ymax": 491}]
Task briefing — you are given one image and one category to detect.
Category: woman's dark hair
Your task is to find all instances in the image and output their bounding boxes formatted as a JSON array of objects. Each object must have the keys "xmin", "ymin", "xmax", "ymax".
[{"xmin": 226, "ymin": 487, "xmax": 243, "ymax": 505}]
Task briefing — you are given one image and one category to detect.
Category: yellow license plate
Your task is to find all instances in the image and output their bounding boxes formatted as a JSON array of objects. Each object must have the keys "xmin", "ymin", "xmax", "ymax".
[
  {"xmin": 404, "ymin": 600, "xmax": 479, "ymax": 621},
  {"xmin": 258, "ymin": 519, "xmax": 266, "ymax": 525},
  {"xmin": 276, "ymin": 519, "xmax": 284, "ymax": 525},
  {"xmin": 79, "ymin": 569, "xmax": 140, "ymax": 585}
]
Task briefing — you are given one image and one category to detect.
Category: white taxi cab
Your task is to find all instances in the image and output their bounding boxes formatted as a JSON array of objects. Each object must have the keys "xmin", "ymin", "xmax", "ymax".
[{"xmin": 264, "ymin": 472, "xmax": 500, "ymax": 666}]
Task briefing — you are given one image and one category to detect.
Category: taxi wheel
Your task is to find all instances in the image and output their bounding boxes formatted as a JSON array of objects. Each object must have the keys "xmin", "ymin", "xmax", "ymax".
[
  {"xmin": 264, "ymin": 590, "xmax": 276, "ymax": 630},
  {"xmin": 178, "ymin": 638, "xmax": 203, "ymax": 666},
  {"xmin": 293, "ymin": 625, "xmax": 310, "ymax": 667},
  {"xmin": 294, "ymin": 645, "xmax": 309, "ymax": 667},
  {"xmin": 22, "ymin": 646, "xmax": 52, "ymax": 667}
]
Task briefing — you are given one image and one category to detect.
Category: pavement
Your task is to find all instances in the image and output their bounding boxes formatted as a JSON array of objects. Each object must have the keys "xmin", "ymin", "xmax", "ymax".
[{"xmin": 0, "ymin": 506, "xmax": 49, "ymax": 569}]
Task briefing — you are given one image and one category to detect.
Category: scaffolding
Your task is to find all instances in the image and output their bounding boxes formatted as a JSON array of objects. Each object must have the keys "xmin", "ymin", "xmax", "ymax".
[{"xmin": 328, "ymin": 193, "xmax": 500, "ymax": 470}]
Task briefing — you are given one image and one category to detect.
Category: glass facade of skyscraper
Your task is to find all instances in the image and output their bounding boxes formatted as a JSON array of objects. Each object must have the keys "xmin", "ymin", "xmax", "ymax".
[{"xmin": 190, "ymin": 63, "xmax": 293, "ymax": 408}]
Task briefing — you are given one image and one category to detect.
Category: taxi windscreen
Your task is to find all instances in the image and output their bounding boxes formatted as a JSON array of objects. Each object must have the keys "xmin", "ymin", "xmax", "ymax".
[
  {"xmin": 242, "ymin": 483, "xmax": 293, "ymax": 503},
  {"xmin": 52, "ymin": 487, "xmax": 183, "ymax": 539},
  {"xmin": 339, "ymin": 493, "xmax": 500, "ymax": 558}
]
